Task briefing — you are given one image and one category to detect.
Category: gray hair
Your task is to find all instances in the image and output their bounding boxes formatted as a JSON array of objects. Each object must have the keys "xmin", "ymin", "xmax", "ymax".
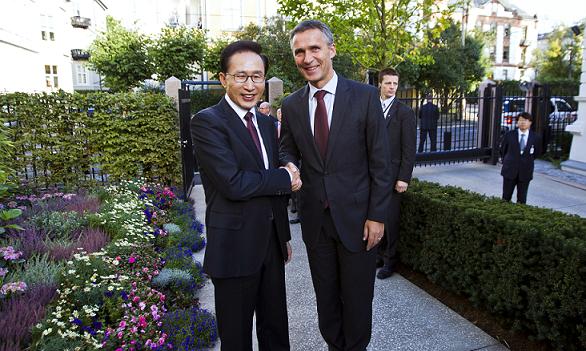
[{"xmin": 290, "ymin": 20, "xmax": 334, "ymax": 46}]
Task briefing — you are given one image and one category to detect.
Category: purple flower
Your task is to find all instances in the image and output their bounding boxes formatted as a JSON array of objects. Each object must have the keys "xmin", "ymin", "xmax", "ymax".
[
  {"xmin": 0, "ymin": 246, "xmax": 23, "ymax": 261},
  {"xmin": 1, "ymin": 281, "xmax": 27, "ymax": 295},
  {"xmin": 0, "ymin": 268, "xmax": 7, "ymax": 277}
]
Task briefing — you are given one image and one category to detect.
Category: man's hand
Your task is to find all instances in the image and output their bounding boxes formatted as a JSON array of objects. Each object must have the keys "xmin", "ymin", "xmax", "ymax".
[
  {"xmin": 284, "ymin": 162, "xmax": 302, "ymax": 192},
  {"xmin": 285, "ymin": 241, "xmax": 292, "ymax": 264},
  {"xmin": 363, "ymin": 220, "xmax": 384, "ymax": 251},
  {"xmin": 395, "ymin": 180, "xmax": 409, "ymax": 193}
]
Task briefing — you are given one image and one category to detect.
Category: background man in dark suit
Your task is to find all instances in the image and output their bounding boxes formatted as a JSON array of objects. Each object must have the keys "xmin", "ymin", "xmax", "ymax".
[
  {"xmin": 376, "ymin": 68, "xmax": 416, "ymax": 280},
  {"xmin": 418, "ymin": 94, "xmax": 440, "ymax": 152},
  {"xmin": 500, "ymin": 111, "xmax": 541, "ymax": 204},
  {"xmin": 190, "ymin": 40, "xmax": 301, "ymax": 351},
  {"xmin": 280, "ymin": 20, "xmax": 392, "ymax": 351}
]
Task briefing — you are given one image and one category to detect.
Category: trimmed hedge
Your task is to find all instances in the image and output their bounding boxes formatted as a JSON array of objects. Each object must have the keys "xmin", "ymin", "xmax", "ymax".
[
  {"xmin": 0, "ymin": 91, "xmax": 180, "ymax": 189},
  {"xmin": 399, "ymin": 179, "xmax": 586, "ymax": 350}
]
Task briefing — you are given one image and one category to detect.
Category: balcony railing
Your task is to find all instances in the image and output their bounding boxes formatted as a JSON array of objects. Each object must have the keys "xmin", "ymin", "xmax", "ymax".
[
  {"xmin": 71, "ymin": 49, "xmax": 90, "ymax": 60},
  {"xmin": 71, "ymin": 16, "xmax": 91, "ymax": 28}
]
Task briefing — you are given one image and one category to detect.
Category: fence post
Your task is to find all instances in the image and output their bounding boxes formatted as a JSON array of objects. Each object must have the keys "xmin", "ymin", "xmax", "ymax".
[
  {"xmin": 478, "ymin": 79, "xmax": 498, "ymax": 164},
  {"xmin": 527, "ymin": 81, "xmax": 551, "ymax": 153},
  {"xmin": 267, "ymin": 77, "xmax": 284, "ymax": 115},
  {"xmin": 165, "ymin": 76, "xmax": 181, "ymax": 110}
]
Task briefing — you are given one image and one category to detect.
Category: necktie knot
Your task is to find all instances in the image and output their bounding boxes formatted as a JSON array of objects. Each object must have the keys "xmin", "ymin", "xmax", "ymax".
[
  {"xmin": 244, "ymin": 111, "xmax": 253, "ymax": 122},
  {"xmin": 314, "ymin": 90, "xmax": 327, "ymax": 101}
]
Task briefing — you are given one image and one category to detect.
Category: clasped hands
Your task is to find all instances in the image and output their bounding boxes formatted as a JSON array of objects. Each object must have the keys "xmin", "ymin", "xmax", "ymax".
[{"xmin": 281, "ymin": 162, "xmax": 302, "ymax": 192}]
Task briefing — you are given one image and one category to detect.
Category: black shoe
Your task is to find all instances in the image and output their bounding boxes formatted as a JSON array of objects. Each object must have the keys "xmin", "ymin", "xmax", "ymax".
[
  {"xmin": 376, "ymin": 266, "xmax": 394, "ymax": 280},
  {"xmin": 289, "ymin": 218, "xmax": 300, "ymax": 224},
  {"xmin": 375, "ymin": 258, "xmax": 384, "ymax": 268}
]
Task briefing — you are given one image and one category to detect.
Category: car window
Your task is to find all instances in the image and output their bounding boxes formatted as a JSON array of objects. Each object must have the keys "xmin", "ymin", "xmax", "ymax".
[{"xmin": 556, "ymin": 101, "xmax": 572, "ymax": 112}]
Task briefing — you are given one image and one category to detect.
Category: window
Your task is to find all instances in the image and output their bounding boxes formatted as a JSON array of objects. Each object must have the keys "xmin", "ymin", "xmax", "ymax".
[
  {"xmin": 44, "ymin": 65, "xmax": 59, "ymax": 88},
  {"xmin": 40, "ymin": 14, "xmax": 55, "ymax": 41},
  {"xmin": 556, "ymin": 101, "xmax": 572, "ymax": 112},
  {"xmin": 76, "ymin": 64, "xmax": 88, "ymax": 85},
  {"xmin": 504, "ymin": 24, "xmax": 511, "ymax": 38},
  {"xmin": 222, "ymin": 2, "xmax": 242, "ymax": 31},
  {"xmin": 503, "ymin": 69, "xmax": 508, "ymax": 80},
  {"xmin": 503, "ymin": 46, "xmax": 510, "ymax": 63},
  {"xmin": 489, "ymin": 46, "xmax": 496, "ymax": 61}
]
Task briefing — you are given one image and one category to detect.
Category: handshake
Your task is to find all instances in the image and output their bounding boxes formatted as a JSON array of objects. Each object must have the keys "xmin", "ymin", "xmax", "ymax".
[{"xmin": 281, "ymin": 162, "xmax": 302, "ymax": 192}]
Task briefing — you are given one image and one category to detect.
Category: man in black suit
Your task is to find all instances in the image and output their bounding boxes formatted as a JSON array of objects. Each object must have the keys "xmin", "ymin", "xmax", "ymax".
[
  {"xmin": 418, "ymin": 94, "xmax": 440, "ymax": 152},
  {"xmin": 280, "ymin": 20, "xmax": 392, "ymax": 351},
  {"xmin": 376, "ymin": 68, "xmax": 416, "ymax": 279},
  {"xmin": 500, "ymin": 111, "xmax": 541, "ymax": 204},
  {"xmin": 190, "ymin": 40, "xmax": 301, "ymax": 350}
]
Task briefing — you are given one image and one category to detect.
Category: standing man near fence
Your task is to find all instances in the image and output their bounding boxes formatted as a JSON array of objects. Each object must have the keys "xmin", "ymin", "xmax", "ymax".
[
  {"xmin": 280, "ymin": 20, "xmax": 392, "ymax": 351},
  {"xmin": 418, "ymin": 94, "xmax": 440, "ymax": 152},
  {"xmin": 500, "ymin": 111, "xmax": 541, "ymax": 204},
  {"xmin": 190, "ymin": 40, "xmax": 301, "ymax": 350},
  {"xmin": 376, "ymin": 68, "xmax": 416, "ymax": 279}
]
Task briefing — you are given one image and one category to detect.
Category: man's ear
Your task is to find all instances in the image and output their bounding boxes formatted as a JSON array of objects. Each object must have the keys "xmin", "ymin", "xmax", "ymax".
[{"xmin": 219, "ymin": 72, "xmax": 227, "ymax": 88}]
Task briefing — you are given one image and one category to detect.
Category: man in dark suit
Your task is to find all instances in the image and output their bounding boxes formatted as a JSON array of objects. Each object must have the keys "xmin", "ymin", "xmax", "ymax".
[
  {"xmin": 280, "ymin": 20, "xmax": 392, "ymax": 351},
  {"xmin": 500, "ymin": 112, "xmax": 541, "ymax": 204},
  {"xmin": 376, "ymin": 68, "xmax": 416, "ymax": 279},
  {"xmin": 190, "ymin": 40, "xmax": 301, "ymax": 351},
  {"xmin": 418, "ymin": 94, "xmax": 440, "ymax": 152}
]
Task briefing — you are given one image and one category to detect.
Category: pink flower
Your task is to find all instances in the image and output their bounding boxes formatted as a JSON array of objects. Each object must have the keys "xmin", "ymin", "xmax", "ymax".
[
  {"xmin": 132, "ymin": 296, "xmax": 140, "ymax": 303},
  {"xmin": 128, "ymin": 257, "xmax": 136, "ymax": 264},
  {"xmin": 117, "ymin": 331, "xmax": 123, "ymax": 339},
  {"xmin": 119, "ymin": 320, "xmax": 126, "ymax": 329},
  {"xmin": 130, "ymin": 326, "xmax": 138, "ymax": 334},
  {"xmin": 139, "ymin": 302, "xmax": 146, "ymax": 310},
  {"xmin": 0, "ymin": 246, "xmax": 23, "ymax": 260},
  {"xmin": 116, "ymin": 348, "xmax": 123, "ymax": 351},
  {"xmin": 0, "ymin": 281, "xmax": 27, "ymax": 295},
  {"xmin": 138, "ymin": 316, "xmax": 147, "ymax": 328},
  {"xmin": 142, "ymin": 267, "xmax": 149, "ymax": 273}
]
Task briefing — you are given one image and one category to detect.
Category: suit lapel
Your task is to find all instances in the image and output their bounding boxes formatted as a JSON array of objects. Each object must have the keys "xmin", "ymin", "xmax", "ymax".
[
  {"xmin": 295, "ymin": 86, "xmax": 323, "ymax": 164},
  {"xmin": 219, "ymin": 99, "xmax": 264, "ymax": 169},
  {"xmin": 385, "ymin": 101, "xmax": 398, "ymax": 128},
  {"xmin": 326, "ymin": 77, "xmax": 350, "ymax": 165}
]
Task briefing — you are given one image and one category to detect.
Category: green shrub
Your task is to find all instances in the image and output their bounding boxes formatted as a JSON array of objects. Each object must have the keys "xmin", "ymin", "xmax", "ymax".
[
  {"xmin": 190, "ymin": 89, "xmax": 223, "ymax": 114},
  {"xmin": 0, "ymin": 91, "xmax": 181, "ymax": 188},
  {"xmin": 31, "ymin": 211, "xmax": 87, "ymax": 240},
  {"xmin": 399, "ymin": 179, "xmax": 586, "ymax": 350},
  {"xmin": 9, "ymin": 253, "xmax": 64, "ymax": 288}
]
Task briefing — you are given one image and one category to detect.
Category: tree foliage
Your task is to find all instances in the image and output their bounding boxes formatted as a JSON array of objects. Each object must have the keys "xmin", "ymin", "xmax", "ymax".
[
  {"xmin": 202, "ymin": 17, "xmax": 362, "ymax": 92},
  {"xmin": 88, "ymin": 17, "xmax": 153, "ymax": 92},
  {"xmin": 533, "ymin": 24, "xmax": 584, "ymax": 85},
  {"xmin": 277, "ymin": 0, "xmax": 457, "ymax": 71},
  {"xmin": 418, "ymin": 22, "xmax": 487, "ymax": 96},
  {"xmin": 150, "ymin": 26, "xmax": 207, "ymax": 81}
]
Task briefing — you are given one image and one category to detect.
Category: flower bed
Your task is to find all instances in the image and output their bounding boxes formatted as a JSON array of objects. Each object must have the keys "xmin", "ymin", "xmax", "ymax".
[{"xmin": 0, "ymin": 181, "xmax": 217, "ymax": 350}]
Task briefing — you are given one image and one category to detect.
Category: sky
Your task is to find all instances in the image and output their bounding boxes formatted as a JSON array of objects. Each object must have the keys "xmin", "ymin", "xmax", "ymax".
[{"xmin": 512, "ymin": 0, "xmax": 586, "ymax": 33}]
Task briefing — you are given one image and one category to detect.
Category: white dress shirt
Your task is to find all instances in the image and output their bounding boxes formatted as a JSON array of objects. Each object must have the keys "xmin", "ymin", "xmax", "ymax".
[
  {"xmin": 380, "ymin": 96, "xmax": 395, "ymax": 117},
  {"xmin": 308, "ymin": 72, "xmax": 338, "ymax": 134},
  {"xmin": 225, "ymin": 94, "xmax": 269, "ymax": 169}
]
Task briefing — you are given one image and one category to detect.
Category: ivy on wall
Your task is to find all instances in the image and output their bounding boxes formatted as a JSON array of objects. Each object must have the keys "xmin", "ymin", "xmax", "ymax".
[{"xmin": 0, "ymin": 91, "xmax": 181, "ymax": 189}]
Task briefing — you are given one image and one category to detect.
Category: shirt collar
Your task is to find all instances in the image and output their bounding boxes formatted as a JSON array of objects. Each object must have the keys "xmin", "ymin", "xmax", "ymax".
[
  {"xmin": 308, "ymin": 72, "xmax": 338, "ymax": 98},
  {"xmin": 225, "ymin": 94, "xmax": 256, "ymax": 120},
  {"xmin": 381, "ymin": 96, "xmax": 395, "ymax": 107},
  {"xmin": 518, "ymin": 129, "xmax": 529, "ymax": 136}
]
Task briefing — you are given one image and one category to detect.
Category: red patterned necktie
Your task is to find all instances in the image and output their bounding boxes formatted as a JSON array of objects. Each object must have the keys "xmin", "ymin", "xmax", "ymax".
[
  {"xmin": 244, "ymin": 112, "xmax": 262, "ymax": 155},
  {"xmin": 314, "ymin": 90, "xmax": 329, "ymax": 160}
]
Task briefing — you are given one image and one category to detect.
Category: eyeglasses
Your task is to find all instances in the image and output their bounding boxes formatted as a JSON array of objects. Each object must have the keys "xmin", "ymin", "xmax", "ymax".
[{"xmin": 225, "ymin": 73, "xmax": 265, "ymax": 84}]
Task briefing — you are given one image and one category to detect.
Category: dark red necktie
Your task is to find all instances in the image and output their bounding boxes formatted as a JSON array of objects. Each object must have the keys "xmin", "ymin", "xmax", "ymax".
[
  {"xmin": 244, "ymin": 112, "xmax": 262, "ymax": 155},
  {"xmin": 314, "ymin": 90, "xmax": 329, "ymax": 159}
]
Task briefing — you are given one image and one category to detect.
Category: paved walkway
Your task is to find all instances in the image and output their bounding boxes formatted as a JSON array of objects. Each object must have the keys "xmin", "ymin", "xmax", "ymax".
[{"xmin": 191, "ymin": 160, "xmax": 586, "ymax": 351}]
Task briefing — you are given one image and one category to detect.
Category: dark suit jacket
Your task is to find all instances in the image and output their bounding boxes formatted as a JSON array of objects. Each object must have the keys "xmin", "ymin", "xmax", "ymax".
[
  {"xmin": 419, "ymin": 102, "xmax": 440, "ymax": 130},
  {"xmin": 190, "ymin": 98, "xmax": 292, "ymax": 279},
  {"xmin": 385, "ymin": 100, "xmax": 416, "ymax": 183},
  {"xmin": 280, "ymin": 76, "xmax": 392, "ymax": 252},
  {"xmin": 500, "ymin": 129, "xmax": 542, "ymax": 182}
]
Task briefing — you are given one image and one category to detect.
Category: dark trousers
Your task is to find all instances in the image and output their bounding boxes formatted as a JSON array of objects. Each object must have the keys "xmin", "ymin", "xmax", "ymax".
[
  {"xmin": 306, "ymin": 210, "xmax": 377, "ymax": 351},
  {"xmin": 378, "ymin": 191, "xmax": 401, "ymax": 269},
  {"xmin": 502, "ymin": 176, "xmax": 530, "ymax": 204},
  {"xmin": 212, "ymin": 226, "xmax": 289, "ymax": 351},
  {"xmin": 418, "ymin": 128, "xmax": 437, "ymax": 152}
]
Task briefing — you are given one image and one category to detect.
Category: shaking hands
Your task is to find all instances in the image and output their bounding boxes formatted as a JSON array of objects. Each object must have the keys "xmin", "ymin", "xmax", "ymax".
[{"xmin": 282, "ymin": 162, "xmax": 302, "ymax": 192}]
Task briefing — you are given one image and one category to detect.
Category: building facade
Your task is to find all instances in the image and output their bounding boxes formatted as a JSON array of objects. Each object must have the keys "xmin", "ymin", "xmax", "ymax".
[
  {"xmin": 0, "ymin": 0, "xmax": 107, "ymax": 93},
  {"xmin": 455, "ymin": 0, "xmax": 538, "ymax": 81}
]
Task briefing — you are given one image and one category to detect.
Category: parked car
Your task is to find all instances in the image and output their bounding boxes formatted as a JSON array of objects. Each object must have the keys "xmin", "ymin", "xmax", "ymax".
[{"xmin": 501, "ymin": 97, "xmax": 577, "ymax": 132}]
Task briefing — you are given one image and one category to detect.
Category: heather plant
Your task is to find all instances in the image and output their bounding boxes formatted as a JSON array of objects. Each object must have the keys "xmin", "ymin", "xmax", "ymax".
[
  {"xmin": 162, "ymin": 307, "xmax": 218, "ymax": 350},
  {"xmin": 0, "ymin": 284, "xmax": 57, "ymax": 351},
  {"xmin": 163, "ymin": 223, "xmax": 181, "ymax": 235},
  {"xmin": 152, "ymin": 268, "xmax": 200, "ymax": 309}
]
